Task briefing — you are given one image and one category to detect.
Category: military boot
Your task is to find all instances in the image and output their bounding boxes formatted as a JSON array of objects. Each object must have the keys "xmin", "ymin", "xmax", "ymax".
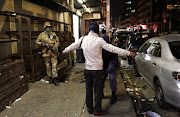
[
  {"xmin": 109, "ymin": 91, "xmax": 117, "ymax": 104},
  {"xmin": 53, "ymin": 77, "xmax": 59, "ymax": 86},
  {"xmin": 49, "ymin": 77, "xmax": 53, "ymax": 84},
  {"xmin": 72, "ymin": 60, "xmax": 75, "ymax": 66}
]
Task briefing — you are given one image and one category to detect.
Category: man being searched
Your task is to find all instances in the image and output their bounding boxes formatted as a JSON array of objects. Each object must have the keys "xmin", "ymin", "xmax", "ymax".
[
  {"xmin": 62, "ymin": 22, "xmax": 136, "ymax": 116},
  {"xmin": 101, "ymin": 29, "xmax": 118, "ymax": 104},
  {"xmin": 36, "ymin": 22, "xmax": 59, "ymax": 86}
]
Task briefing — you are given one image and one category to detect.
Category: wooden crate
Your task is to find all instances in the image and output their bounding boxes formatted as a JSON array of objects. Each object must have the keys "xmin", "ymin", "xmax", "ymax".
[
  {"xmin": 0, "ymin": 60, "xmax": 28, "ymax": 112},
  {"xmin": 0, "ymin": 60, "xmax": 25, "ymax": 84}
]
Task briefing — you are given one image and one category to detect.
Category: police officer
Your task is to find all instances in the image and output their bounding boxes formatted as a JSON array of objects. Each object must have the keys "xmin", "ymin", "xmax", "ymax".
[
  {"xmin": 36, "ymin": 22, "xmax": 59, "ymax": 86},
  {"xmin": 63, "ymin": 25, "xmax": 75, "ymax": 66}
]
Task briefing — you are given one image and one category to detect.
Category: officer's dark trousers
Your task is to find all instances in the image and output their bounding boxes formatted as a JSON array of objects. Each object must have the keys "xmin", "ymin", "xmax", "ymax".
[{"xmin": 84, "ymin": 69, "xmax": 103, "ymax": 112}]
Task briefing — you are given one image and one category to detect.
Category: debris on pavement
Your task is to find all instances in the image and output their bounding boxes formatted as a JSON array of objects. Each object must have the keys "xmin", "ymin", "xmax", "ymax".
[
  {"xmin": 126, "ymin": 88, "xmax": 134, "ymax": 92},
  {"xmin": 41, "ymin": 79, "xmax": 49, "ymax": 84},
  {"xmin": 19, "ymin": 75, "xmax": 24, "ymax": 79},
  {"xmin": 83, "ymin": 108, "xmax": 85, "ymax": 112},
  {"xmin": 135, "ymin": 92, "xmax": 140, "ymax": 96},
  {"xmin": 149, "ymin": 98, "xmax": 154, "ymax": 102},
  {"xmin": 146, "ymin": 102, "xmax": 152, "ymax": 105},
  {"xmin": 127, "ymin": 65, "xmax": 132, "ymax": 69},
  {"xmin": 141, "ymin": 99, "xmax": 146, "ymax": 102},
  {"xmin": 6, "ymin": 106, "xmax": 11, "ymax": 109},
  {"xmin": 142, "ymin": 111, "xmax": 161, "ymax": 117},
  {"xmin": 135, "ymin": 88, "xmax": 140, "ymax": 91},
  {"xmin": 15, "ymin": 98, "xmax": 21, "ymax": 102}
]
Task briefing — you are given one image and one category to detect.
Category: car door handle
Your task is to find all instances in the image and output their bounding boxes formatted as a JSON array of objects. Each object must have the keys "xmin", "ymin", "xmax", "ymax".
[{"xmin": 153, "ymin": 63, "xmax": 156, "ymax": 66}]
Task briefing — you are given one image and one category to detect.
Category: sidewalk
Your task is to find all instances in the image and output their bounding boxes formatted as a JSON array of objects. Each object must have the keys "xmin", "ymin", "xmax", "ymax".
[{"xmin": 0, "ymin": 63, "xmax": 136, "ymax": 117}]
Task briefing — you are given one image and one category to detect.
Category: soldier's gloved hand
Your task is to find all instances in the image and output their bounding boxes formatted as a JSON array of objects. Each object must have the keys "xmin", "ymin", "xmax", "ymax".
[
  {"xmin": 40, "ymin": 42, "xmax": 46, "ymax": 46},
  {"xmin": 53, "ymin": 35, "xmax": 56, "ymax": 39},
  {"xmin": 52, "ymin": 46, "xmax": 56, "ymax": 51}
]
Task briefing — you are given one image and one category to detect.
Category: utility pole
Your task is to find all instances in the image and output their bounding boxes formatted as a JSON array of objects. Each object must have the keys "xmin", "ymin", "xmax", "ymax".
[
  {"xmin": 169, "ymin": 10, "xmax": 171, "ymax": 33},
  {"xmin": 106, "ymin": 0, "xmax": 110, "ymax": 34}
]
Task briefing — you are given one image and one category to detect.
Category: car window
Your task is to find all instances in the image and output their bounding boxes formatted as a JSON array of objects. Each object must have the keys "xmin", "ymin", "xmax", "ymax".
[
  {"xmin": 117, "ymin": 33, "xmax": 128, "ymax": 39},
  {"xmin": 139, "ymin": 40, "xmax": 153, "ymax": 53},
  {"xmin": 169, "ymin": 41, "xmax": 180, "ymax": 59},
  {"xmin": 151, "ymin": 42, "xmax": 161, "ymax": 57}
]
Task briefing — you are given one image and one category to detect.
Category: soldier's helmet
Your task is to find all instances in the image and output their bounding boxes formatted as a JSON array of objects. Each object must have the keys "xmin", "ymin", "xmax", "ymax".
[{"xmin": 43, "ymin": 22, "xmax": 51, "ymax": 28}]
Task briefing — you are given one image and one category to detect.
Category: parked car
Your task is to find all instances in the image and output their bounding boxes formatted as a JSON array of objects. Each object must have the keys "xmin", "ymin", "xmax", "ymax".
[
  {"xmin": 112, "ymin": 29, "xmax": 133, "ymax": 49},
  {"xmin": 135, "ymin": 34, "xmax": 180, "ymax": 109},
  {"xmin": 127, "ymin": 32, "xmax": 152, "ymax": 64}
]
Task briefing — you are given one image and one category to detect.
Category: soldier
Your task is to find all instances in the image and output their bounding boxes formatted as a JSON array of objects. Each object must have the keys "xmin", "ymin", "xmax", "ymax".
[
  {"xmin": 63, "ymin": 25, "xmax": 75, "ymax": 66},
  {"xmin": 36, "ymin": 22, "xmax": 59, "ymax": 86}
]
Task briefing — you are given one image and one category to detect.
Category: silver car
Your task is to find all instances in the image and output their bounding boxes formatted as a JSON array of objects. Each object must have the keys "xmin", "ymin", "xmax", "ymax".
[{"xmin": 135, "ymin": 34, "xmax": 180, "ymax": 109}]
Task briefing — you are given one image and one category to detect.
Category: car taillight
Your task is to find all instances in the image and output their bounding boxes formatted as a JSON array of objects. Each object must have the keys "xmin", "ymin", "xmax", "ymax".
[{"xmin": 172, "ymin": 72, "xmax": 180, "ymax": 80}]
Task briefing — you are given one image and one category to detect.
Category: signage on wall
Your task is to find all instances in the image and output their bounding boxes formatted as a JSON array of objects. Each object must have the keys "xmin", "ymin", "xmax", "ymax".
[
  {"xmin": 167, "ymin": 4, "xmax": 175, "ymax": 10},
  {"xmin": 82, "ymin": 13, "xmax": 101, "ymax": 20}
]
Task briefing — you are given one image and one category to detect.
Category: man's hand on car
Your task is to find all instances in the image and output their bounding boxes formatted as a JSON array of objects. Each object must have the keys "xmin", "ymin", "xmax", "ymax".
[{"xmin": 129, "ymin": 52, "xmax": 136, "ymax": 58}]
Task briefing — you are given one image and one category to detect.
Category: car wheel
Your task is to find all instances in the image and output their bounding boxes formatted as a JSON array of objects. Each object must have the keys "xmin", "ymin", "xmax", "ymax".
[{"xmin": 155, "ymin": 80, "xmax": 170, "ymax": 109}]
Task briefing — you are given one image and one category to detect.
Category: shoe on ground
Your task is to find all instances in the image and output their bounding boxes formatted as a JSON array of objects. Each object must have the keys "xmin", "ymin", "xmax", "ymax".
[
  {"xmin": 53, "ymin": 78, "xmax": 59, "ymax": 86},
  {"xmin": 109, "ymin": 95, "xmax": 117, "ymax": 104},
  {"xmin": 49, "ymin": 77, "xmax": 53, "ymax": 84},
  {"xmin": 88, "ymin": 110, "xmax": 93, "ymax": 114},
  {"xmin": 94, "ymin": 111, "xmax": 107, "ymax": 116},
  {"xmin": 87, "ymin": 108, "xmax": 93, "ymax": 114},
  {"xmin": 80, "ymin": 78, "xmax": 86, "ymax": 83}
]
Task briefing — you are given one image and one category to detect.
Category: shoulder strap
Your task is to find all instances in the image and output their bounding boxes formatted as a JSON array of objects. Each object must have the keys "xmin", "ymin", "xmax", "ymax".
[{"xmin": 80, "ymin": 36, "xmax": 85, "ymax": 47}]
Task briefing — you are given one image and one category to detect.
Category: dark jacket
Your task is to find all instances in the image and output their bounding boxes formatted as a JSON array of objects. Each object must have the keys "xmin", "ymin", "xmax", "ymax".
[
  {"xmin": 107, "ymin": 53, "xmax": 119, "ymax": 74},
  {"xmin": 102, "ymin": 49, "xmax": 111, "ymax": 71}
]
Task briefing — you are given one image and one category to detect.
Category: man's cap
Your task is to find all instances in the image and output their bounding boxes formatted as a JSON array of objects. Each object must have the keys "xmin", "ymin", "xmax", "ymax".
[
  {"xmin": 89, "ymin": 22, "xmax": 99, "ymax": 34},
  {"xmin": 43, "ymin": 22, "xmax": 52, "ymax": 28}
]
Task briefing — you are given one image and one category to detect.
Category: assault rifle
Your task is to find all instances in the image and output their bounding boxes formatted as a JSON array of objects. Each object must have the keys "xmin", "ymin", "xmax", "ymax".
[{"xmin": 40, "ymin": 42, "xmax": 63, "ymax": 60}]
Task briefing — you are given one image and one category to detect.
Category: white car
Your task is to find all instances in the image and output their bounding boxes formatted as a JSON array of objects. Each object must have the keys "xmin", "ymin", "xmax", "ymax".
[{"xmin": 135, "ymin": 34, "xmax": 180, "ymax": 109}]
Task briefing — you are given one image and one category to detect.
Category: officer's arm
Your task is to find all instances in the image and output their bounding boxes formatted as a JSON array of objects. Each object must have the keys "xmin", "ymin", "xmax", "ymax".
[
  {"xmin": 54, "ymin": 33, "xmax": 59, "ymax": 49},
  {"xmin": 62, "ymin": 37, "xmax": 83, "ymax": 53},
  {"xmin": 101, "ymin": 39, "xmax": 136, "ymax": 58},
  {"xmin": 36, "ymin": 33, "xmax": 43, "ymax": 46},
  {"xmin": 100, "ymin": 38, "xmax": 130, "ymax": 56}
]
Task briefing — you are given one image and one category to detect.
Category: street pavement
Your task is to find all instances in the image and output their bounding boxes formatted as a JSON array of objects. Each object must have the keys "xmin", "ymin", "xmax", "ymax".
[
  {"xmin": 0, "ymin": 62, "xmax": 136, "ymax": 117},
  {"xmin": 120, "ymin": 60, "xmax": 180, "ymax": 117}
]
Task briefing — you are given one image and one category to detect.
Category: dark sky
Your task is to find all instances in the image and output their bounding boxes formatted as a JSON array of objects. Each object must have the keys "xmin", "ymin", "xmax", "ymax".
[{"xmin": 111, "ymin": 0, "xmax": 125, "ymax": 18}]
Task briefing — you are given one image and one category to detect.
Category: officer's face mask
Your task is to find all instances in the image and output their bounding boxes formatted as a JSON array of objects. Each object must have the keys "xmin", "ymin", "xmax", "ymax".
[
  {"xmin": 65, "ymin": 27, "xmax": 68, "ymax": 32},
  {"xmin": 45, "ymin": 27, "xmax": 52, "ymax": 33}
]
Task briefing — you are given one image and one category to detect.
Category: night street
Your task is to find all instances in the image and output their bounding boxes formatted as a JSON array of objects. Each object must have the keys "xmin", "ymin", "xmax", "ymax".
[
  {"xmin": 0, "ymin": 63, "xmax": 136, "ymax": 117},
  {"xmin": 0, "ymin": 0, "xmax": 180, "ymax": 117},
  {"xmin": 120, "ymin": 59, "xmax": 180, "ymax": 117},
  {"xmin": 0, "ymin": 59, "xmax": 180, "ymax": 117}
]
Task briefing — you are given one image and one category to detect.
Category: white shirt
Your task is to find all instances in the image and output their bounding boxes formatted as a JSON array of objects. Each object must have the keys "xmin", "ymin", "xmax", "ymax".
[{"xmin": 63, "ymin": 32, "xmax": 130, "ymax": 70}]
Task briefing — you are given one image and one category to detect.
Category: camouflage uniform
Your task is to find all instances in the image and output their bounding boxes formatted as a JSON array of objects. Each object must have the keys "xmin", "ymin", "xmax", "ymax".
[
  {"xmin": 63, "ymin": 26, "xmax": 75, "ymax": 65},
  {"xmin": 36, "ymin": 22, "xmax": 59, "ymax": 80}
]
